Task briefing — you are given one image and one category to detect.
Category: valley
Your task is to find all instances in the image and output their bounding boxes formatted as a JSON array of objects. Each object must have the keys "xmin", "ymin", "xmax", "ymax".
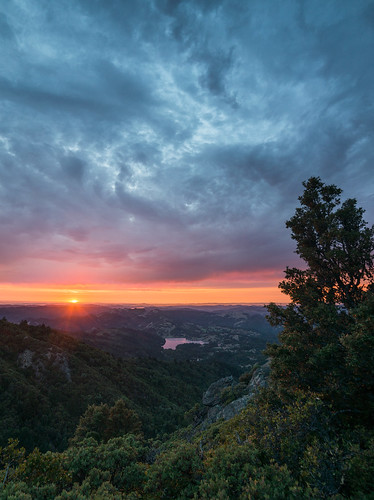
[{"xmin": 0, "ymin": 304, "xmax": 280, "ymax": 368}]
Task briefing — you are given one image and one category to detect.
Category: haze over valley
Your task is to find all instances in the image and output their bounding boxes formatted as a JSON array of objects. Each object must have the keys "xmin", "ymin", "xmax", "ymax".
[{"xmin": 0, "ymin": 304, "xmax": 278, "ymax": 366}]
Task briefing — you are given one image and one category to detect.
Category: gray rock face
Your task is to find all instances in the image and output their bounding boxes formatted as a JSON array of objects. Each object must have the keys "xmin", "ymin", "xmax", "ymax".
[
  {"xmin": 203, "ymin": 406, "xmax": 222, "ymax": 427},
  {"xmin": 247, "ymin": 361, "xmax": 270, "ymax": 394},
  {"xmin": 200, "ymin": 361, "xmax": 270, "ymax": 428},
  {"xmin": 219, "ymin": 395, "xmax": 252, "ymax": 420},
  {"xmin": 202, "ymin": 376, "xmax": 234, "ymax": 407},
  {"xmin": 203, "ymin": 395, "xmax": 252, "ymax": 428},
  {"xmin": 17, "ymin": 347, "xmax": 71, "ymax": 382}
]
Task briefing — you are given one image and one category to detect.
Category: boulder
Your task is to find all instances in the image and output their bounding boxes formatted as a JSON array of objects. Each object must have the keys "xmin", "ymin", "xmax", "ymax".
[
  {"xmin": 202, "ymin": 376, "xmax": 234, "ymax": 407},
  {"xmin": 220, "ymin": 395, "xmax": 252, "ymax": 420},
  {"xmin": 247, "ymin": 361, "xmax": 270, "ymax": 395},
  {"xmin": 199, "ymin": 362, "xmax": 271, "ymax": 429}
]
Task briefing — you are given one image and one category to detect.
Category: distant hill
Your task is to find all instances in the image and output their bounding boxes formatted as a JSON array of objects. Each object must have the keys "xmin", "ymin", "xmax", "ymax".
[
  {"xmin": 0, "ymin": 304, "xmax": 280, "ymax": 367},
  {"xmin": 0, "ymin": 304, "xmax": 276, "ymax": 335}
]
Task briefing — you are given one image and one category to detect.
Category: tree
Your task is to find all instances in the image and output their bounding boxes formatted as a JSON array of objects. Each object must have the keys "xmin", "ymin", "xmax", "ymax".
[
  {"xmin": 71, "ymin": 399, "xmax": 141, "ymax": 444},
  {"xmin": 266, "ymin": 177, "xmax": 374, "ymax": 420},
  {"xmin": 281, "ymin": 177, "xmax": 374, "ymax": 308}
]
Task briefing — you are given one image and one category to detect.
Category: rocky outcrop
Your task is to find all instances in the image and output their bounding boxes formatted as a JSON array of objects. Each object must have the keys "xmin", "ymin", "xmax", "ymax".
[
  {"xmin": 219, "ymin": 395, "xmax": 252, "ymax": 420},
  {"xmin": 45, "ymin": 348, "xmax": 72, "ymax": 382},
  {"xmin": 248, "ymin": 361, "xmax": 270, "ymax": 392},
  {"xmin": 17, "ymin": 347, "xmax": 71, "ymax": 382},
  {"xmin": 202, "ymin": 376, "xmax": 234, "ymax": 406},
  {"xmin": 200, "ymin": 362, "xmax": 270, "ymax": 429},
  {"xmin": 18, "ymin": 348, "xmax": 34, "ymax": 369}
]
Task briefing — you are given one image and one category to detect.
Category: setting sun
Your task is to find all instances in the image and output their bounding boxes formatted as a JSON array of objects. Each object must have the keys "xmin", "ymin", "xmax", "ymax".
[{"xmin": 69, "ymin": 299, "xmax": 79, "ymax": 303}]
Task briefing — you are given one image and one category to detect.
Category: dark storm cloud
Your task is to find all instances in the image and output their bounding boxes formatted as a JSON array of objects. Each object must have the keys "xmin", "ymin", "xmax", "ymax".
[
  {"xmin": 60, "ymin": 156, "xmax": 86, "ymax": 183},
  {"xmin": 0, "ymin": 12, "xmax": 14, "ymax": 40},
  {"xmin": 0, "ymin": 0, "xmax": 373, "ymax": 285}
]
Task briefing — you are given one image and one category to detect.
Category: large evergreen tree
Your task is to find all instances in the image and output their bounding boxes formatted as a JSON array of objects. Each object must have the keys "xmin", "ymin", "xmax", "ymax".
[{"xmin": 266, "ymin": 177, "xmax": 374, "ymax": 422}]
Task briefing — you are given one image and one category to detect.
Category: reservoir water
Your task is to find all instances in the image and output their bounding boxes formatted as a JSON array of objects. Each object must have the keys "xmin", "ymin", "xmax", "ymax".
[{"xmin": 162, "ymin": 337, "xmax": 206, "ymax": 350}]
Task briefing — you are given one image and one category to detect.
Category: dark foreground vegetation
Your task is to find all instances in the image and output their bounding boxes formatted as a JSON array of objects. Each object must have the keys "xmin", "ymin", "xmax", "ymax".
[{"xmin": 1, "ymin": 177, "xmax": 373, "ymax": 498}]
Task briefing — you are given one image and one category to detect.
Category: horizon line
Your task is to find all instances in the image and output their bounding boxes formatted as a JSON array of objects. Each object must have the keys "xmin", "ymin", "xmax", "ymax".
[{"xmin": 0, "ymin": 301, "xmax": 288, "ymax": 307}]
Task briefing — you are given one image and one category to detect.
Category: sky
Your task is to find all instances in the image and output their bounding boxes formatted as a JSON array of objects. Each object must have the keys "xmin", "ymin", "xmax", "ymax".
[{"xmin": 0, "ymin": 0, "xmax": 373, "ymax": 304}]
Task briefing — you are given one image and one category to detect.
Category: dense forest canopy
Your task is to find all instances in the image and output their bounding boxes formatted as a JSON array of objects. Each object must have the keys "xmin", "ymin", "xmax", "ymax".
[
  {"xmin": 1, "ymin": 178, "xmax": 373, "ymax": 499},
  {"xmin": 0, "ymin": 318, "xmax": 238, "ymax": 452}
]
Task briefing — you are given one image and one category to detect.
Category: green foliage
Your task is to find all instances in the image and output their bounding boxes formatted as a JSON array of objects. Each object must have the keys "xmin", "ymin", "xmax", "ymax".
[
  {"xmin": 343, "ymin": 434, "xmax": 374, "ymax": 498},
  {"xmin": 197, "ymin": 443, "xmax": 262, "ymax": 499},
  {"xmin": 340, "ymin": 291, "xmax": 374, "ymax": 421},
  {"xmin": 221, "ymin": 391, "xmax": 342, "ymax": 495},
  {"xmin": 238, "ymin": 370, "xmax": 252, "ymax": 385},
  {"xmin": 284, "ymin": 176, "xmax": 374, "ymax": 308},
  {"xmin": 239, "ymin": 462, "xmax": 312, "ymax": 499},
  {"xmin": 0, "ymin": 481, "xmax": 33, "ymax": 500},
  {"xmin": 15, "ymin": 448, "xmax": 70, "ymax": 488},
  {"xmin": 220, "ymin": 383, "xmax": 247, "ymax": 405},
  {"xmin": 0, "ymin": 439, "xmax": 25, "ymax": 486},
  {"xmin": 2, "ymin": 393, "xmax": 374, "ymax": 498},
  {"xmin": 63, "ymin": 434, "xmax": 147, "ymax": 492},
  {"xmin": 0, "ymin": 319, "xmax": 233, "ymax": 451},
  {"xmin": 71, "ymin": 399, "xmax": 141, "ymax": 444},
  {"xmin": 266, "ymin": 177, "xmax": 374, "ymax": 422},
  {"xmin": 144, "ymin": 441, "xmax": 203, "ymax": 499}
]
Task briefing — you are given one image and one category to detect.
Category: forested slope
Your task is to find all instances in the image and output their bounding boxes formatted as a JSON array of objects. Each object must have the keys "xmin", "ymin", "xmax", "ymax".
[{"xmin": 0, "ymin": 318, "xmax": 235, "ymax": 452}]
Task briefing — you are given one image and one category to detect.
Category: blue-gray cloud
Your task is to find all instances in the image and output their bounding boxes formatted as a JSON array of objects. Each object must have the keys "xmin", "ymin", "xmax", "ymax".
[{"xmin": 0, "ymin": 0, "xmax": 373, "ymax": 286}]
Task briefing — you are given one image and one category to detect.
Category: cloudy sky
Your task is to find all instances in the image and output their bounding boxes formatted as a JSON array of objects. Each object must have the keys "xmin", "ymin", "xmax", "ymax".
[{"xmin": 0, "ymin": 0, "xmax": 373, "ymax": 303}]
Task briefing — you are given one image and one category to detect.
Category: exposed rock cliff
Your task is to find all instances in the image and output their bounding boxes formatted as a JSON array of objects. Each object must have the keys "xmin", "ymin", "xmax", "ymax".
[
  {"xmin": 17, "ymin": 347, "xmax": 71, "ymax": 382},
  {"xmin": 199, "ymin": 361, "xmax": 270, "ymax": 428},
  {"xmin": 202, "ymin": 376, "xmax": 234, "ymax": 406}
]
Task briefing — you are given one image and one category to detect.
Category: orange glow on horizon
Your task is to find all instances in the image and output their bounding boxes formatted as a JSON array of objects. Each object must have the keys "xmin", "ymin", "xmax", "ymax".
[{"xmin": 0, "ymin": 283, "xmax": 287, "ymax": 305}]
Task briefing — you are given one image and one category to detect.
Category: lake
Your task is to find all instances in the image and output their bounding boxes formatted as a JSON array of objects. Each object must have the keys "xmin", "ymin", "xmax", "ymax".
[{"xmin": 162, "ymin": 337, "xmax": 206, "ymax": 350}]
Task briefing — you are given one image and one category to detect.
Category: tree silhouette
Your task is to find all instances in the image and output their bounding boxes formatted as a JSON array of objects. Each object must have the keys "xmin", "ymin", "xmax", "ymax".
[{"xmin": 266, "ymin": 177, "xmax": 374, "ymax": 421}]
